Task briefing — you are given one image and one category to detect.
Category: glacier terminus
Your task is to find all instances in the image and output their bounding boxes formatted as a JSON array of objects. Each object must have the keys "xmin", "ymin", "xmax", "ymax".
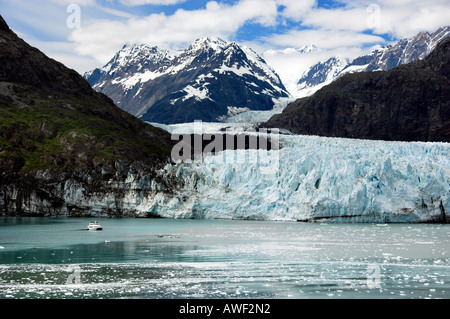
[{"xmin": 119, "ymin": 122, "xmax": 450, "ymax": 223}]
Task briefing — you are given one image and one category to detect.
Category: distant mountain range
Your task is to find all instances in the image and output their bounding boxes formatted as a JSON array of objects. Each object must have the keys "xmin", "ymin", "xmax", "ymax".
[
  {"xmin": 294, "ymin": 26, "xmax": 450, "ymax": 98},
  {"xmin": 264, "ymin": 36, "xmax": 450, "ymax": 142},
  {"xmin": 84, "ymin": 28, "xmax": 450, "ymax": 125},
  {"xmin": 85, "ymin": 37, "xmax": 290, "ymax": 124},
  {"xmin": 263, "ymin": 44, "xmax": 320, "ymax": 56}
]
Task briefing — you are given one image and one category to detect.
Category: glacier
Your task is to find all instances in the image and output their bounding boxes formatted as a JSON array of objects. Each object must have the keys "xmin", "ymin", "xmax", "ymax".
[
  {"xmin": 2, "ymin": 118, "xmax": 447, "ymax": 223},
  {"xmin": 130, "ymin": 123, "xmax": 450, "ymax": 223}
]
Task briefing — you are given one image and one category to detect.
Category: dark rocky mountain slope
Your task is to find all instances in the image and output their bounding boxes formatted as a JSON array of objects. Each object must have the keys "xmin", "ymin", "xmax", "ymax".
[
  {"xmin": 0, "ymin": 15, "xmax": 178, "ymax": 216},
  {"xmin": 264, "ymin": 37, "xmax": 450, "ymax": 142},
  {"xmin": 0, "ymin": 16, "xmax": 174, "ymax": 174}
]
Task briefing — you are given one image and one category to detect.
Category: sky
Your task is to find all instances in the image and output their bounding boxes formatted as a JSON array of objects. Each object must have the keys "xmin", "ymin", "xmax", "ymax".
[{"xmin": 1, "ymin": 0, "xmax": 449, "ymax": 88}]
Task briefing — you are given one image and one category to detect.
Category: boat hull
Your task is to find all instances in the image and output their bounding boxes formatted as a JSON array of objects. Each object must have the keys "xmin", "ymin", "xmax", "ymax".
[{"xmin": 86, "ymin": 222, "xmax": 103, "ymax": 231}]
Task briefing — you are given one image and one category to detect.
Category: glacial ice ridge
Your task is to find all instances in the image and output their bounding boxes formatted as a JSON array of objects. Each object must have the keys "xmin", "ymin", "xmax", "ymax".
[
  {"xmin": 2, "ymin": 125, "xmax": 448, "ymax": 223},
  {"xmin": 143, "ymin": 130, "xmax": 449, "ymax": 223}
]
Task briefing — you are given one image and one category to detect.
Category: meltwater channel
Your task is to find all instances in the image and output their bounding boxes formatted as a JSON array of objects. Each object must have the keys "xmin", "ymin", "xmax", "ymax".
[{"xmin": 0, "ymin": 217, "xmax": 449, "ymax": 299}]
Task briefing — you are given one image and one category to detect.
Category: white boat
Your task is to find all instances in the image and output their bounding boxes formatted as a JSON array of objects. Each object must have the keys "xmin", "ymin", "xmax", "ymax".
[{"xmin": 86, "ymin": 221, "xmax": 103, "ymax": 231}]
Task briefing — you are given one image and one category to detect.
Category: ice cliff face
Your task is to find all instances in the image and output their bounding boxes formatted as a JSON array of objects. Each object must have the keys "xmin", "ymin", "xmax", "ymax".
[
  {"xmin": 160, "ymin": 132, "xmax": 449, "ymax": 223},
  {"xmin": 2, "ymin": 132, "xmax": 448, "ymax": 223}
]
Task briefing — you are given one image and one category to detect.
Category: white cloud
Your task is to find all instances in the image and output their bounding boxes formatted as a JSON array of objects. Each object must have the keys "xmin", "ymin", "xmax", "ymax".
[
  {"xmin": 261, "ymin": 29, "xmax": 385, "ymax": 51},
  {"xmin": 300, "ymin": 7, "xmax": 370, "ymax": 31},
  {"xmin": 119, "ymin": 0, "xmax": 187, "ymax": 5},
  {"xmin": 369, "ymin": 0, "xmax": 450, "ymax": 38},
  {"xmin": 5, "ymin": 0, "xmax": 449, "ymax": 77},
  {"xmin": 293, "ymin": 0, "xmax": 450, "ymax": 39},
  {"xmin": 27, "ymin": 40, "xmax": 100, "ymax": 73},
  {"xmin": 50, "ymin": 0, "xmax": 96, "ymax": 5},
  {"xmin": 69, "ymin": 0, "xmax": 279, "ymax": 64},
  {"xmin": 275, "ymin": 0, "xmax": 315, "ymax": 21}
]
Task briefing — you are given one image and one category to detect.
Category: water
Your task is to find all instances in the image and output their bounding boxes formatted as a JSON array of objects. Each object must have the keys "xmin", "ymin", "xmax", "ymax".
[{"xmin": 0, "ymin": 217, "xmax": 449, "ymax": 299}]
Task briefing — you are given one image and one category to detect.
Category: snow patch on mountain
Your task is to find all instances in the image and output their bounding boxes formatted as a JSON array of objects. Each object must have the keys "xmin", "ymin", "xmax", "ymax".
[
  {"xmin": 111, "ymin": 69, "xmax": 164, "ymax": 90},
  {"xmin": 186, "ymin": 36, "xmax": 228, "ymax": 54},
  {"xmin": 105, "ymin": 43, "xmax": 172, "ymax": 76},
  {"xmin": 227, "ymin": 106, "xmax": 251, "ymax": 117},
  {"xmin": 182, "ymin": 85, "xmax": 213, "ymax": 102},
  {"xmin": 241, "ymin": 45, "xmax": 283, "ymax": 86},
  {"xmin": 264, "ymin": 45, "xmax": 320, "ymax": 56}
]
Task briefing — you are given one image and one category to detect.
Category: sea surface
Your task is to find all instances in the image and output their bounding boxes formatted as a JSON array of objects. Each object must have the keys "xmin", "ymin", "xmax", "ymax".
[{"xmin": 0, "ymin": 217, "xmax": 449, "ymax": 299}]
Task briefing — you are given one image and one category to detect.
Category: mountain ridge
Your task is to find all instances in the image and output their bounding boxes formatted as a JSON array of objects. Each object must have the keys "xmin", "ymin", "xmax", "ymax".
[
  {"xmin": 0, "ymin": 15, "xmax": 174, "ymax": 174},
  {"xmin": 85, "ymin": 37, "xmax": 290, "ymax": 124},
  {"xmin": 295, "ymin": 26, "xmax": 450, "ymax": 98},
  {"xmin": 263, "ymin": 37, "xmax": 450, "ymax": 142},
  {"xmin": 0, "ymin": 15, "xmax": 181, "ymax": 217}
]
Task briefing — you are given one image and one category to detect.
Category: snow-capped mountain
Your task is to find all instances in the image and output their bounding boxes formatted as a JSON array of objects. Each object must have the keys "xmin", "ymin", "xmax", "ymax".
[
  {"xmin": 266, "ymin": 36, "xmax": 450, "ymax": 143},
  {"xmin": 85, "ymin": 37, "xmax": 289, "ymax": 124},
  {"xmin": 295, "ymin": 56, "xmax": 349, "ymax": 98},
  {"xmin": 262, "ymin": 45, "xmax": 324, "ymax": 96},
  {"xmin": 346, "ymin": 26, "xmax": 450, "ymax": 73},
  {"xmin": 264, "ymin": 44, "xmax": 320, "ymax": 56},
  {"xmin": 294, "ymin": 26, "xmax": 450, "ymax": 98}
]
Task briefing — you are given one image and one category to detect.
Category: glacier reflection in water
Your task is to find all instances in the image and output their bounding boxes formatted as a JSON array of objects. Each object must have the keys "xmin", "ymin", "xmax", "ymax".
[{"xmin": 0, "ymin": 217, "xmax": 449, "ymax": 299}]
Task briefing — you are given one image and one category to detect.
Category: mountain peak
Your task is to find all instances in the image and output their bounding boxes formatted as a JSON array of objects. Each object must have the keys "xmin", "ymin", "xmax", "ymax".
[
  {"xmin": 0, "ymin": 15, "xmax": 10, "ymax": 32},
  {"xmin": 98, "ymin": 43, "xmax": 171, "ymax": 76},
  {"xmin": 85, "ymin": 37, "xmax": 289, "ymax": 124},
  {"xmin": 293, "ymin": 25, "xmax": 450, "ymax": 98},
  {"xmin": 197, "ymin": 36, "xmax": 228, "ymax": 45},
  {"xmin": 297, "ymin": 44, "xmax": 320, "ymax": 54},
  {"xmin": 297, "ymin": 56, "xmax": 348, "ymax": 88},
  {"xmin": 187, "ymin": 36, "xmax": 229, "ymax": 53},
  {"xmin": 265, "ymin": 36, "xmax": 450, "ymax": 142},
  {"xmin": 121, "ymin": 42, "xmax": 157, "ymax": 52},
  {"xmin": 117, "ymin": 43, "xmax": 168, "ymax": 61}
]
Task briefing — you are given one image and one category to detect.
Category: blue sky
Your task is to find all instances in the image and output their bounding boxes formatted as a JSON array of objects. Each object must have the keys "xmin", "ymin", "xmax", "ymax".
[{"xmin": 1, "ymin": 0, "xmax": 449, "ymax": 79}]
